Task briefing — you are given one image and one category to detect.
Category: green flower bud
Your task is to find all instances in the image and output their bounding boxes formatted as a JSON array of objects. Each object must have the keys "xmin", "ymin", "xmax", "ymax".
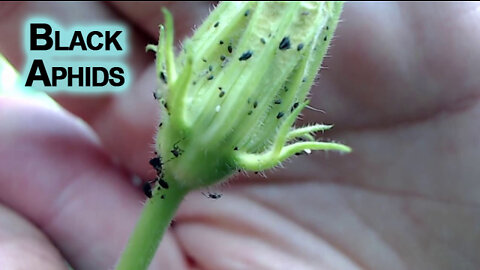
[{"xmin": 148, "ymin": 1, "xmax": 350, "ymax": 189}]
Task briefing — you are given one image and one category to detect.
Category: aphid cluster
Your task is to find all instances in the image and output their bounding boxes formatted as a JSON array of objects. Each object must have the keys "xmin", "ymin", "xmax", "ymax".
[{"xmin": 143, "ymin": 153, "xmax": 169, "ymax": 199}]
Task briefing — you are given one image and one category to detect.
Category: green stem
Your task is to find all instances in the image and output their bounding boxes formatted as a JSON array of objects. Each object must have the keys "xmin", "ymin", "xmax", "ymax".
[{"xmin": 116, "ymin": 177, "xmax": 189, "ymax": 270}]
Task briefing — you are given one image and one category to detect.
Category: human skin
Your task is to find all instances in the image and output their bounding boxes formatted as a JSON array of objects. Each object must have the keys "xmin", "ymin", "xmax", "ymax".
[{"xmin": 0, "ymin": 2, "xmax": 479, "ymax": 270}]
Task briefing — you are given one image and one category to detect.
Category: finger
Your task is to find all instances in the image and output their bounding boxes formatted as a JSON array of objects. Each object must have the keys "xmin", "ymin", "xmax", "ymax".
[
  {"xmin": 175, "ymin": 192, "xmax": 360, "ymax": 270},
  {"xmin": 0, "ymin": 2, "xmax": 161, "ymax": 179},
  {"xmin": 308, "ymin": 2, "xmax": 480, "ymax": 130},
  {"xmin": 0, "ymin": 96, "xmax": 188, "ymax": 270},
  {"xmin": 0, "ymin": 203, "xmax": 67, "ymax": 270}
]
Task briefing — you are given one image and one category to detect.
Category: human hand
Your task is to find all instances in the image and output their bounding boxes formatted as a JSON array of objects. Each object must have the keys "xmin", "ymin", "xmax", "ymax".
[{"xmin": 0, "ymin": 2, "xmax": 479, "ymax": 269}]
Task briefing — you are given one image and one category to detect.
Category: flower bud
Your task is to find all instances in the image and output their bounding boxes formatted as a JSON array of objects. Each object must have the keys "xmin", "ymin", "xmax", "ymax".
[{"xmin": 149, "ymin": 2, "xmax": 350, "ymax": 189}]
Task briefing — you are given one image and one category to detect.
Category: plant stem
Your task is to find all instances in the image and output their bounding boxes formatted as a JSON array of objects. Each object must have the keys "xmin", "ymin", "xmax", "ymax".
[{"xmin": 116, "ymin": 177, "xmax": 189, "ymax": 270}]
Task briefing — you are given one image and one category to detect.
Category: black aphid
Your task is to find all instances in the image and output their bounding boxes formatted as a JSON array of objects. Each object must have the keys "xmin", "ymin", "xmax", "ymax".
[
  {"xmin": 291, "ymin": 102, "xmax": 299, "ymax": 112},
  {"xmin": 160, "ymin": 72, "xmax": 167, "ymax": 84},
  {"xmin": 209, "ymin": 65, "xmax": 213, "ymax": 72},
  {"xmin": 202, "ymin": 192, "xmax": 222, "ymax": 199},
  {"xmin": 253, "ymin": 101, "xmax": 258, "ymax": 108},
  {"xmin": 297, "ymin": 43, "xmax": 304, "ymax": 51},
  {"xmin": 149, "ymin": 157, "xmax": 163, "ymax": 172},
  {"xmin": 239, "ymin": 50, "xmax": 253, "ymax": 61},
  {"xmin": 219, "ymin": 91, "xmax": 225, "ymax": 97},
  {"xmin": 276, "ymin": 112, "xmax": 284, "ymax": 119},
  {"xmin": 158, "ymin": 179, "xmax": 169, "ymax": 189},
  {"xmin": 143, "ymin": 182, "xmax": 152, "ymax": 198},
  {"xmin": 214, "ymin": 21, "xmax": 219, "ymax": 28},
  {"xmin": 220, "ymin": 55, "xmax": 226, "ymax": 61},
  {"xmin": 260, "ymin": 38, "xmax": 266, "ymax": 44},
  {"xmin": 279, "ymin": 37, "xmax": 291, "ymax": 50},
  {"xmin": 324, "ymin": 36, "xmax": 327, "ymax": 41},
  {"xmin": 202, "ymin": 58, "xmax": 207, "ymax": 63},
  {"xmin": 159, "ymin": 122, "xmax": 163, "ymax": 127},
  {"xmin": 207, "ymin": 75, "xmax": 214, "ymax": 80},
  {"xmin": 247, "ymin": 110, "xmax": 253, "ymax": 115},
  {"xmin": 274, "ymin": 99, "xmax": 282, "ymax": 104},
  {"xmin": 219, "ymin": 40, "xmax": 224, "ymax": 45},
  {"xmin": 171, "ymin": 141, "xmax": 184, "ymax": 158},
  {"xmin": 161, "ymin": 195, "xmax": 165, "ymax": 199},
  {"xmin": 244, "ymin": 9, "xmax": 250, "ymax": 16},
  {"xmin": 228, "ymin": 45, "xmax": 233, "ymax": 54},
  {"xmin": 234, "ymin": 146, "xmax": 238, "ymax": 150}
]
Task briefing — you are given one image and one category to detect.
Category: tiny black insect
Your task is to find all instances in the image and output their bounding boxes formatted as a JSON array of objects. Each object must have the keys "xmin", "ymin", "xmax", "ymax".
[
  {"xmin": 239, "ymin": 50, "xmax": 253, "ymax": 61},
  {"xmin": 158, "ymin": 178, "xmax": 169, "ymax": 189},
  {"xmin": 244, "ymin": 9, "xmax": 250, "ymax": 16},
  {"xmin": 253, "ymin": 101, "xmax": 258, "ymax": 108},
  {"xmin": 143, "ymin": 182, "xmax": 152, "ymax": 198},
  {"xmin": 207, "ymin": 75, "xmax": 214, "ymax": 80},
  {"xmin": 297, "ymin": 43, "xmax": 304, "ymax": 51},
  {"xmin": 219, "ymin": 40, "xmax": 224, "ymax": 45},
  {"xmin": 324, "ymin": 36, "xmax": 327, "ymax": 41},
  {"xmin": 326, "ymin": 26, "xmax": 329, "ymax": 30},
  {"xmin": 274, "ymin": 99, "xmax": 282, "ymax": 104},
  {"xmin": 276, "ymin": 112, "xmax": 284, "ymax": 119},
  {"xmin": 247, "ymin": 110, "xmax": 253, "ymax": 115},
  {"xmin": 220, "ymin": 55, "xmax": 226, "ymax": 61},
  {"xmin": 153, "ymin": 92, "xmax": 159, "ymax": 100},
  {"xmin": 209, "ymin": 65, "xmax": 213, "ymax": 72},
  {"xmin": 279, "ymin": 37, "xmax": 291, "ymax": 50},
  {"xmin": 159, "ymin": 122, "xmax": 163, "ymax": 127},
  {"xmin": 291, "ymin": 102, "xmax": 299, "ymax": 112},
  {"xmin": 149, "ymin": 157, "xmax": 163, "ymax": 172},
  {"xmin": 160, "ymin": 72, "xmax": 167, "ymax": 84},
  {"xmin": 260, "ymin": 38, "xmax": 266, "ymax": 44},
  {"xmin": 234, "ymin": 146, "xmax": 238, "ymax": 150},
  {"xmin": 202, "ymin": 192, "xmax": 222, "ymax": 199},
  {"xmin": 214, "ymin": 21, "xmax": 219, "ymax": 28},
  {"xmin": 228, "ymin": 45, "xmax": 233, "ymax": 54},
  {"xmin": 161, "ymin": 195, "xmax": 165, "ymax": 199},
  {"xmin": 219, "ymin": 91, "xmax": 225, "ymax": 98},
  {"xmin": 202, "ymin": 58, "xmax": 207, "ymax": 63},
  {"xmin": 171, "ymin": 142, "xmax": 183, "ymax": 158}
]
